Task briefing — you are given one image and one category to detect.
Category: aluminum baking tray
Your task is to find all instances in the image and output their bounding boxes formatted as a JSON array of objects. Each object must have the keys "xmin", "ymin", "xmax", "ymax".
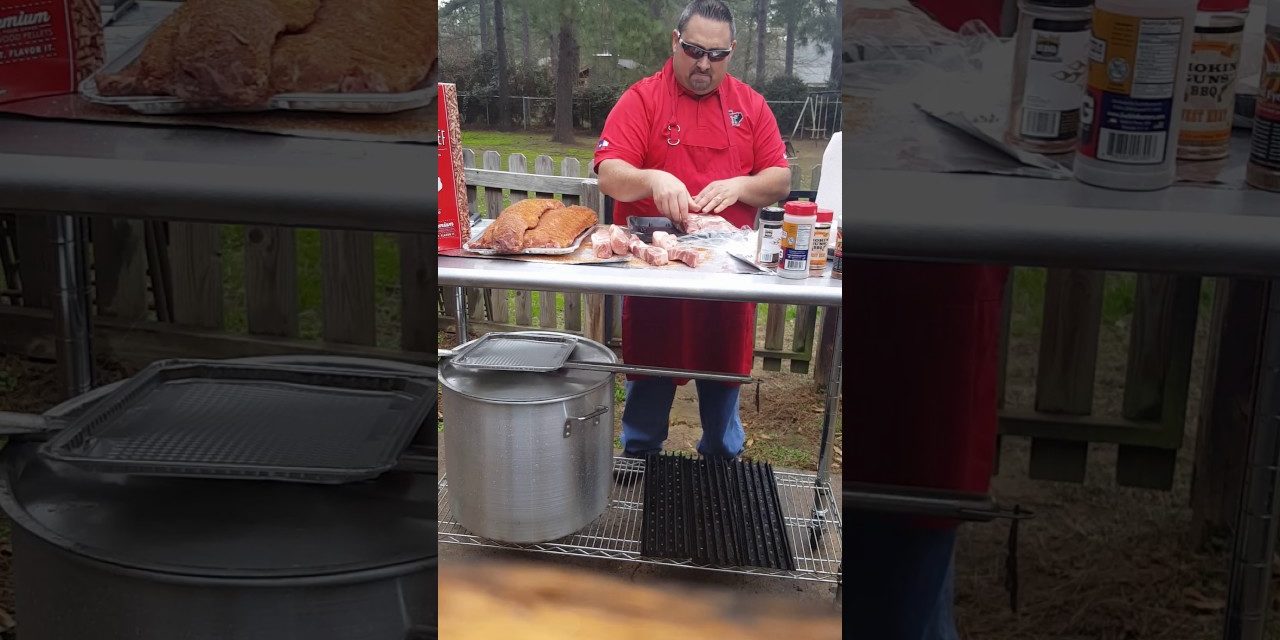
[
  {"xmin": 78, "ymin": 21, "xmax": 436, "ymax": 115},
  {"xmin": 448, "ymin": 333, "xmax": 577, "ymax": 372},
  {"xmin": 41, "ymin": 359, "xmax": 436, "ymax": 484},
  {"xmin": 462, "ymin": 220, "xmax": 597, "ymax": 256}
]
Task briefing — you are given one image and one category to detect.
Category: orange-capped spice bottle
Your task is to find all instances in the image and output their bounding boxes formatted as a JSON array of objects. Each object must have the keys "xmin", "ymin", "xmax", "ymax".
[{"xmin": 778, "ymin": 200, "xmax": 817, "ymax": 280}]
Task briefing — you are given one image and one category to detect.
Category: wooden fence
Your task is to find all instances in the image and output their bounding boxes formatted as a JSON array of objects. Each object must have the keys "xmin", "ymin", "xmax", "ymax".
[{"xmin": 0, "ymin": 215, "xmax": 436, "ymax": 367}]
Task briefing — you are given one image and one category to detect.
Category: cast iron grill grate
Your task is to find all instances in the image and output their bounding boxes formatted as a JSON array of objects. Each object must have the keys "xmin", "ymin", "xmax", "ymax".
[{"xmin": 641, "ymin": 453, "xmax": 796, "ymax": 571}]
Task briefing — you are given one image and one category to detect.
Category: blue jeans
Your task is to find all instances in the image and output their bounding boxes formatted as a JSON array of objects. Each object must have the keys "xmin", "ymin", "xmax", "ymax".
[
  {"xmin": 848, "ymin": 515, "xmax": 960, "ymax": 640},
  {"xmin": 620, "ymin": 379, "xmax": 745, "ymax": 459}
]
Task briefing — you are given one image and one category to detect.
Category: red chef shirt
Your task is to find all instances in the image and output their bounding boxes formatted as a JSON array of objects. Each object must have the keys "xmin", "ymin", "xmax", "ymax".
[
  {"xmin": 591, "ymin": 58, "xmax": 789, "ymax": 382},
  {"xmin": 592, "ymin": 58, "xmax": 789, "ymax": 227},
  {"xmin": 911, "ymin": 0, "xmax": 1006, "ymax": 33}
]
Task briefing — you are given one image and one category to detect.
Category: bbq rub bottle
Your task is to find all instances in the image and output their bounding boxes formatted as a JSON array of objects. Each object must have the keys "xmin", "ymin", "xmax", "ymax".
[
  {"xmin": 1006, "ymin": 0, "xmax": 1094, "ymax": 155},
  {"xmin": 1075, "ymin": 0, "xmax": 1198, "ymax": 190}
]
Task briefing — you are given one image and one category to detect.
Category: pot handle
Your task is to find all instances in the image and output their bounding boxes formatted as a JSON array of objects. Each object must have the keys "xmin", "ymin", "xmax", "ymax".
[
  {"xmin": 0, "ymin": 411, "xmax": 63, "ymax": 439},
  {"xmin": 563, "ymin": 405, "xmax": 608, "ymax": 438}
]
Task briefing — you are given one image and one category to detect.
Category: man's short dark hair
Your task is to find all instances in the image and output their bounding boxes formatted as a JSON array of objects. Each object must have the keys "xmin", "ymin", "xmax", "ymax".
[{"xmin": 677, "ymin": 0, "xmax": 735, "ymax": 41}]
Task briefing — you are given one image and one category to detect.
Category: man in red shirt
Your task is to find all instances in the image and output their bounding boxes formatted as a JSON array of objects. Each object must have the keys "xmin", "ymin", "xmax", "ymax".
[{"xmin": 594, "ymin": 0, "xmax": 791, "ymax": 462}]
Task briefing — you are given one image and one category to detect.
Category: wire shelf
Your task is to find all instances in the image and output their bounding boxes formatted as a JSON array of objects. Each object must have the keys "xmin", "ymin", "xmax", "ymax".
[{"xmin": 438, "ymin": 456, "xmax": 842, "ymax": 583}]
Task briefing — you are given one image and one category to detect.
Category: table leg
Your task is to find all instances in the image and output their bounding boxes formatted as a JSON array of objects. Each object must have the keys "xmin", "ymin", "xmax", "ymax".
[
  {"xmin": 51, "ymin": 214, "xmax": 93, "ymax": 397},
  {"xmin": 809, "ymin": 306, "xmax": 843, "ymax": 544},
  {"xmin": 454, "ymin": 286, "xmax": 468, "ymax": 347},
  {"xmin": 1225, "ymin": 279, "xmax": 1280, "ymax": 640},
  {"xmin": 816, "ymin": 305, "xmax": 843, "ymax": 485}
]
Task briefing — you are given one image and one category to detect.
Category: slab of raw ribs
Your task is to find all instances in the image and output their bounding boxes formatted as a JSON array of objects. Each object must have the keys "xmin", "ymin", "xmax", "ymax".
[
  {"xmin": 524, "ymin": 206, "xmax": 600, "ymax": 249},
  {"xmin": 470, "ymin": 201, "xmax": 599, "ymax": 254},
  {"xmin": 271, "ymin": 0, "xmax": 436, "ymax": 94},
  {"xmin": 96, "ymin": 0, "xmax": 436, "ymax": 107}
]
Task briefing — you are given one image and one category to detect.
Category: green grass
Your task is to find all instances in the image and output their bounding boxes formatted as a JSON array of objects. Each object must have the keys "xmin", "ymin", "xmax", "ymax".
[
  {"xmin": 459, "ymin": 130, "xmax": 597, "ymax": 170},
  {"xmin": 749, "ymin": 442, "xmax": 813, "ymax": 469},
  {"xmin": 1008, "ymin": 268, "xmax": 1215, "ymax": 339}
]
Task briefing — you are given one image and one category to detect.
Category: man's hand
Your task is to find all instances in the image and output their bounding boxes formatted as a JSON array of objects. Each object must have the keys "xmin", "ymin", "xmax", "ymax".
[
  {"xmin": 647, "ymin": 170, "xmax": 694, "ymax": 226},
  {"xmin": 691, "ymin": 177, "xmax": 747, "ymax": 214}
]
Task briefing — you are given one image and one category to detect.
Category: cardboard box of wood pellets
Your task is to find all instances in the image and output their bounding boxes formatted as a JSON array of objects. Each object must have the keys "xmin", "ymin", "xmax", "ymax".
[
  {"xmin": 438, "ymin": 83, "xmax": 472, "ymax": 252},
  {"xmin": 0, "ymin": 0, "xmax": 104, "ymax": 104}
]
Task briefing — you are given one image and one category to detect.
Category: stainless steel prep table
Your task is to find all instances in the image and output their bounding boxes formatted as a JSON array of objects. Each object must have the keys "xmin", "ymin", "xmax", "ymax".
[
  {"xmin": 437, "ymin": 257, "xmax": 843, "ymax": 584},
  {"xmin": 846, "ymin": 168, "xmax": 1280, "ymax": 640},
  {"xmin": 0, "ymin": 119, "xmax": 431, "ymax": 232},
  {"xmin": 0, "ymin": 117, "xmax": 434, "ymax": 396}
]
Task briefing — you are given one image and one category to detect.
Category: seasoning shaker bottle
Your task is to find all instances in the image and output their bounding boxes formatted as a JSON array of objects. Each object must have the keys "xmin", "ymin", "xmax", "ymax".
[
  {"xmin": 1246, "ymin": 0, "xmax": 1280, "ymax": 191},
  {"xmin": 831, "ymin": 226, "xmax": 843, "ymax": 280},
  {"xmin": 810, "ymin": 208, "xmax": 834, "ymax": 272},
  {"xmin": 778, "ymin": 201, "xmax": 817, "ymax": 280},
  {"xmin": 1006, "ymin": 0, "xmax": 1095, "ymax": 155},
  {"xmin": 1178, "ymin": 0, "xmax": 1250, "ymax": 160},
  {"xmin": 1074, "ymin": 0, "xmax": 1198, "ymax": 190},
  {"xmin": 755, "ymin": 206, "xmax": 785, "ymax": 265}
]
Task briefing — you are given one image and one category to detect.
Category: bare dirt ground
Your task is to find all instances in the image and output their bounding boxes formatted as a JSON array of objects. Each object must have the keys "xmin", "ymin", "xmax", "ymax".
[{"xmin": 953, "ymin": 302, "xmax": 1280, "ymax": 640}]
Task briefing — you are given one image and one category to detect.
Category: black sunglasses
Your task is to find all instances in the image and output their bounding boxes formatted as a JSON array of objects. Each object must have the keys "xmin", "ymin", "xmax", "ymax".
[{"xmin": 677, "ymin": 32, "xmax": 732, "ymax": 62}]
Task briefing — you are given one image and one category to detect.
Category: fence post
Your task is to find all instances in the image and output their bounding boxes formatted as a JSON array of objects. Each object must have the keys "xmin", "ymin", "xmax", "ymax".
[
  {"xmin": 168, "ymin": 223, "xmax": 223, "ymax": 329},
  {"xmin": 1115, "ymin": 275, "xmax": 1200, "ymax": 489},
  {"xmin": 92, "ymin": 217, "xmax": 149, "ymax": 321},
  {"xmin": 507, "ymin": 153, "xmax": 536, "ymax": 328},
  {"xmin": 14, "ymin": 215, "xmax": 53, "ymax": 309},
  {"xmin": 562, "ymin": 157, "xmax": 584, "ymax": 333},
  {"xmin": 320, "ymin": 230, "xmax": 375, "ymax": 346},
  {"xmin": 534, "ymin": 155, "xmax": 559, "ymax": 330},
  {"xmin": 1029, "ymin": 269, "xmax": 1106, "ymax": 482},
  {"xmin": 1192, "ymin": 278, "xmax": 1268, "ymax": 546},
  {"xmin": 244, "ymin": 226, "xmax": 298, "ymax": 337},
  {"xmin": 483, "ymin": 150, "xmax": 509, "ymax": 325}
]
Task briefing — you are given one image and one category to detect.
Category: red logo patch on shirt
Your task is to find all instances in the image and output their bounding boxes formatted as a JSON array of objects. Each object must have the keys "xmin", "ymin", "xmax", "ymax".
[{"xmin": 728, "ymin": 110, "xmax": 743, "ymax": 127}]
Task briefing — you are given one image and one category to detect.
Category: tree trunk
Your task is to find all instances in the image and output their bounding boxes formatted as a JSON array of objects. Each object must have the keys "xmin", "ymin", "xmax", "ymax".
[
  {"xmin": 784, "ymin": 12, "xmax": 795, "ymax": 77},
  {"xmin": 829, "ymin": 0, "xmax": 841, "ymax": 89},
  {"xmin": 553, "ymin": 17, "xmax": 579, "ymax": 144},
  {"xmin": 755, "ymin": 0, "xmax": 768, "ymax": 85},
  {"xmin": 478, "ymin": 0, "xmax": 490, "ymax": 54},
  {"xmin": 521, "ymin": 1, "xmax": 531, "ymax": 64},
  {"xmin": 495, "ymin": 0, "xmax": 510, "ymax": 130},
  {"xmin": 549, "ymin": 32, "xmax": 558, "ymax": 87},
  {"xmin": 649, "ymin": 0, "xmax": 663, "ymax": 20}
]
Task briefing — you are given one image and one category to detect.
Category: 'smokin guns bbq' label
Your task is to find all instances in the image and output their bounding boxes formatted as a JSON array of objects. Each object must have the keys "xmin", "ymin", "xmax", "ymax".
[
  {"xmin": 1250, "ymin": 31, "xmax": 1280, "ymax": 171},
  {"xmin": 1079, "ymin": 9, "xmax": 1185, "ymax": 166},
  {"xmin": 1180, "ymin": 20, "xmax": 1245, "ymax": 153}
]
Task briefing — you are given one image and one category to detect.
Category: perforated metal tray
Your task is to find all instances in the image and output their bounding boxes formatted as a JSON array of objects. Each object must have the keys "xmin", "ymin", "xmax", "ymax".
[
  {"xmin": 41, "ymin": 359, "xmax": 436, "ymax": 484},
  {"xmin": 448, "ymin": 333, "xmax": 577, "ymax": 372}
]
